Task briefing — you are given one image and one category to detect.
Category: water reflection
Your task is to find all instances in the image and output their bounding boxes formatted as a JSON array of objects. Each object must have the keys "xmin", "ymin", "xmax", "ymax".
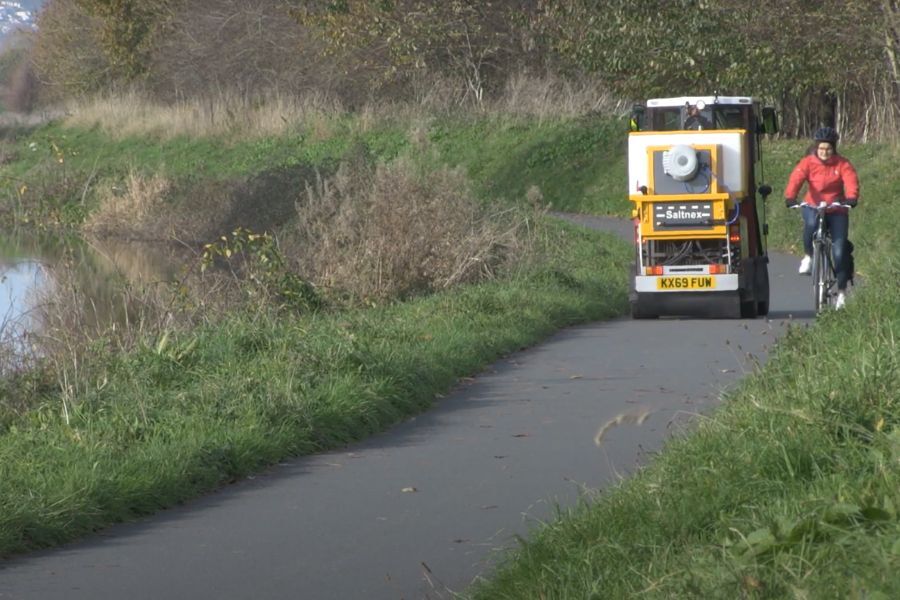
[
  {"xmin": 0, "ymin": 230, "xmax": 191, "ymax": 345},
  {"xmin": 1, "ymin": 259, "xmax": 45, "ymax": 350}
]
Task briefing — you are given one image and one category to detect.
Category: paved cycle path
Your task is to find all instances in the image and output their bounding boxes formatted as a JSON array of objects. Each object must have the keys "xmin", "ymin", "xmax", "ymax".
[{"xmin": 0, "ymin": 216, "xmax": 816, "ymax": 599}]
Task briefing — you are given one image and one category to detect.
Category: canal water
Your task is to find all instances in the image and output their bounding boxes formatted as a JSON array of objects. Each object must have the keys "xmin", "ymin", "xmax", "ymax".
[
  {"xmin": 0, "ymin": 231, "xmax": 187, "ymax": 367},
  {"xmin": 0, "ymin": 258, "xmax": 44, "ymax": 356}
]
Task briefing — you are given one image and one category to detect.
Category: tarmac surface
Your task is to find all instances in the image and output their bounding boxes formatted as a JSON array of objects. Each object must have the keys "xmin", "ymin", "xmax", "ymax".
[{"xmin": 0, "ymin": 215, "xmax": 817, "ymax": 600}]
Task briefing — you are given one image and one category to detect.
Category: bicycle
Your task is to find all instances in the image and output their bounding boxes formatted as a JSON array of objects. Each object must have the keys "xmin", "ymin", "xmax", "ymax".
[{"xmin": 791, "ymin": 201, "xmax": 853, "ymax": 313}]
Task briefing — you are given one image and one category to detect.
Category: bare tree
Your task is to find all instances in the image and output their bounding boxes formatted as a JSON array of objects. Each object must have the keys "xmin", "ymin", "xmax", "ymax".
[{"xmin": 149, "ymin": 0, "xmax": 346, "ymax": 101}]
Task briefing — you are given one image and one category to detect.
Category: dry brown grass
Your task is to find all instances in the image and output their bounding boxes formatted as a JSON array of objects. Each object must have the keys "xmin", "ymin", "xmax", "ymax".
[
  {"xmin": 82, "ymin": 165, "xmax": 322, "ymax": 246},
  {"xmin": 58, "ymin": 72, "xmax": 628, "ymax": 142},
  {"xmin": 0, "ymin": 300, "xmax": 36, "ymax": 380},
  {"xmin": 0, "ymin": 316, "xmax": 45, "ymax": 421},
  {"xmin": 83, "ymin": 171, "xmax": 172, "ymax": 238},
  {"xmin": 63, "ymin": 89, "xmax": 344, "ymax": 140},
  {"xmin": 292, "ymin": 158, "xmax": 532, "ymax": 303},
  {"xmin": 489, "ymin": 71, "xmax": 628, "ymax": 119}
]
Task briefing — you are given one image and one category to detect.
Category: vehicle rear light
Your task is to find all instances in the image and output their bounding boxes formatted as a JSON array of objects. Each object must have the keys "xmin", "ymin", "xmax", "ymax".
[
  {"xmin": 709, "ymin": 264, "xmax": 726, "ymax": 274},
  {"xmin": 729, "ymin": 226, "xmax": 741, "ymax": 243},
  {"xmin": 645, "ymin": 266, "xmax": 664, "ymax": 276}
]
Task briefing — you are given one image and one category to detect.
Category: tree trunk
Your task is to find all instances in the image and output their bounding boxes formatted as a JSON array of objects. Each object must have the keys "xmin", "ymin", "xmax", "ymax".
[{"xmin": 883, "ymin": 0, "xmax": 900, "ymax": 98}]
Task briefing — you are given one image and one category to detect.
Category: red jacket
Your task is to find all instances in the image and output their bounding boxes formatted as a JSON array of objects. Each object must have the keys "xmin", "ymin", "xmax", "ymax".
[{"xmin": 784, "ymin": 153, "xmax": 860, "ymax": 214}]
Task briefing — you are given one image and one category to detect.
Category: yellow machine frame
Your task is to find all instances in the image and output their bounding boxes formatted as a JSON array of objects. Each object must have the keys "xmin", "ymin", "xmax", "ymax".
[{"xmin": 628, "ymin": 141, "xmax": 736, "ymax": 240}]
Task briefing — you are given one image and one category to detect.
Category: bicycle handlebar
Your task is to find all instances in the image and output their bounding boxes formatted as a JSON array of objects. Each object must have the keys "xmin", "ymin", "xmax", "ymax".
[{"xmin": 788, "ymin": 201, "xmax": 855, "ymax": 210}]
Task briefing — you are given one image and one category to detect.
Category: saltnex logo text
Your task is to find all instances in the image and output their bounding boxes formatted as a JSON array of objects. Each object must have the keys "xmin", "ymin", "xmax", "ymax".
[{"xmin": 654, "ymin": 202, "xmax": 713, "ymax": 228}]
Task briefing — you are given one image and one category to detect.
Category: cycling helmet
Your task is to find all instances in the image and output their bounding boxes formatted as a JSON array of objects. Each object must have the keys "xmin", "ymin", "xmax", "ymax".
[{"xmin": 813, "ymin": 126, "xmax": 839, "ymax": 145}]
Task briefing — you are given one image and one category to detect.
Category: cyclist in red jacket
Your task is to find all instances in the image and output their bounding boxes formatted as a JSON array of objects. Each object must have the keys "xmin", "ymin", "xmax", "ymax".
[{"xmin": 784, "ymin": 127, "xmax": 860, "ymax": 309}]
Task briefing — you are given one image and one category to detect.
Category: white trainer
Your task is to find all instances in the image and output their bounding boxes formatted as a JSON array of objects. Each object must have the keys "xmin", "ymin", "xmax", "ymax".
[
  {"xmin": 798, "ymin": 255, "xmax": 812, "ymax": 274},
  {"xmin": 835, "ymin": 291, "xmax": 847, "ymax": 310}
]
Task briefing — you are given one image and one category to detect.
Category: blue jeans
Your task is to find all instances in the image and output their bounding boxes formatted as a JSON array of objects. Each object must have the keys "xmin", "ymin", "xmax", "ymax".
[{"xmin": 802, "ymin": 206, "xmax": 851, "ymax": 290}]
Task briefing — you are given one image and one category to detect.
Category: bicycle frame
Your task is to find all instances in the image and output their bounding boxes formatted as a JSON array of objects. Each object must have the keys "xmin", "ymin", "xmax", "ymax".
[{"xmin": 810, "ymin": 206, "xmax": 836, "ymax": 313}]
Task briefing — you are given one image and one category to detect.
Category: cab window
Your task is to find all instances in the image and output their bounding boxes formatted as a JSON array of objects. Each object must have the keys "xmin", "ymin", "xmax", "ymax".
[
  {"xmin": 650, "ymin": 108, "xmax": 682, "ymax": 131},
  {"xmin": 714, "ymin": 107, "xmax": 747, "ymax": 129}
]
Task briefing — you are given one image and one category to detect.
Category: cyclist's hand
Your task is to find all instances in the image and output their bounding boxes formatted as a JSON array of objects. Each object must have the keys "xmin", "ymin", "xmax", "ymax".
[
  {"xmin": 844, "ymin": 198, "xmax": 858, "ymax": 208},
  {"xmin": 785, "ymin": 198, "xmax": 798, "ymax": 208}
]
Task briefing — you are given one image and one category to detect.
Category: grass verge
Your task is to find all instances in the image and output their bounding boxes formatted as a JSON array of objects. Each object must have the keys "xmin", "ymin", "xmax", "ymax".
[
  {"xmin": 0, "ymin": 216, "xmax": 631, "ymax": 556},
  {"xmin": 0, "ymin": 110, "xmax": 626, "ymax": 233},
  {"xmin": 466, "ymin": 142, "xmax": 900, "ymax": 598}
]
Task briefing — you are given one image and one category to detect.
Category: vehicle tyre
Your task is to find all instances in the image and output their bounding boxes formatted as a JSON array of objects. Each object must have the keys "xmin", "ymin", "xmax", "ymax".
[
  {"xmin": 631, "ymin": 301, "xmax": 658, "ymax": 319},
  {"xmin": 740, "ymin": 299, "xmax": 758, "ymax": 318},
  {"xmin": 630, "ymin": 263, "xmax": 658, "ymax": 319},
  {"xmin": 630, "ymin": 294, "xmax": 658, "ymax": 319},
  {"xmin": 740, "ymin": 271, "xmax": 759, "ymax": 319},
  {"xmin": 756, "ymin": 262, "xmax": 770, "ymax": 316}
]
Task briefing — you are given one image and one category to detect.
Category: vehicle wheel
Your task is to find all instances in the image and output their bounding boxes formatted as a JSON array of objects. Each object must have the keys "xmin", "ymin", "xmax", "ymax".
[
  {"xmin": 740, "ymin": 269, "xmax": 759, "ymax": 319},
  {"xmin": 740, "ymin": 299, "xmax": 758, "ymax": 318},
  {"xmin": 756, "ymin": 261, "xmax": 770, "ymax": 316},
  {"xmin": 630, "ymin": 264, "xmax": 657, "ymax": 319},
  {"xmin": 630, "ymin": 299, "xmax": 658, "ymax": 319}
]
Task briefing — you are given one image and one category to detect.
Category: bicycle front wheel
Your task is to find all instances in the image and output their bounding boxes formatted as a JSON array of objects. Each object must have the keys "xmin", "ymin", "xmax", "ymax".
[{"xmin": 812, "ymin": 242, "xmax": 829, "ymax": 312}]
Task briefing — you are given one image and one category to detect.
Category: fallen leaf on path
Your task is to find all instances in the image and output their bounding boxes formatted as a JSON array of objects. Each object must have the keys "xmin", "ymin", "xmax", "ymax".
[{"xmin": 594, "ymin": 408, "xmax": 656, "ymax": 446}]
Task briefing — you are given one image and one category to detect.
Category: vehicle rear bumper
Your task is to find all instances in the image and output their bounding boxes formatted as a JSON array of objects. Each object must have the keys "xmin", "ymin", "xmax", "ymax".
[{"xmin": 631, "ymin": 290, "xmax": 742, "ymax": 318}]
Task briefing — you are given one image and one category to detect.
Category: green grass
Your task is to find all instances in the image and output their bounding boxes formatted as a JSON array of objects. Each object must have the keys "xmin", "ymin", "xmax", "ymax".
[
  {"xmin": 1, "ymin": 120, "xmax": 408, "ymax": 182},
  {"xmin": 427, "ymin": 115, "xmax": 628, "ymax": 214},
  {"xmin": 4, "ymin": 108, "xmax": 899, "ymax": 600},
  {"xmin": 468, "ymin": 290, "xmax": 900, "ymax": 599},
  {"xmin": 466, "ymin": 142, "xmax": 900, "ymax": 599},
  {"xmin": 0, "ymin": 216, "xmax": 631, "ymax": 555},
  {"xmin": 1, "ymin": 113, "xmax": 629, "ymax": 230}
]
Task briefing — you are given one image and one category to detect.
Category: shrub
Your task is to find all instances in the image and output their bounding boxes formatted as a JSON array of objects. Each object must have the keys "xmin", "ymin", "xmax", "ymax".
[
  {"xmin": 292, "ymin": 158, "xmax": 532, "ymax": 303},
  {"xmin": 200, "ymin": 227, "xmax": 322, "ymax": 314}
]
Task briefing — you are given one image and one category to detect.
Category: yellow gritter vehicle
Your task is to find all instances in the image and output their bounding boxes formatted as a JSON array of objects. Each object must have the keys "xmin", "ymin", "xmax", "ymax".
[{"xmin": 627, "ymin": 95, "xmax": 778, "ymax": 318}]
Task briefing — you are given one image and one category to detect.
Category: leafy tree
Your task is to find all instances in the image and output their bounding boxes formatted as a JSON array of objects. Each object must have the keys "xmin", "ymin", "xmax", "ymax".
[
  {"xmin": 541, "ymin": 0, "xmax": 896, "ymax": 135},
  {"xmin": 74, "ymin": 0, "xmax": 182, "ymax": 80},
  {"xmin": 32, "ymin": 0, "xmax": 110, "ymax": 97}
]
